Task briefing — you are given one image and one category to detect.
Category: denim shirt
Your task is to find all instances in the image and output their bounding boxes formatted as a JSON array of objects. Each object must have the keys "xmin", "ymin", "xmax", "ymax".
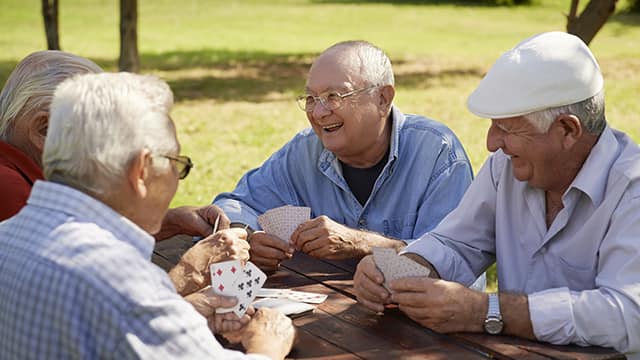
[{"xmin": 214, "ymin": 107, "xmax": 473, "ymax": 243}]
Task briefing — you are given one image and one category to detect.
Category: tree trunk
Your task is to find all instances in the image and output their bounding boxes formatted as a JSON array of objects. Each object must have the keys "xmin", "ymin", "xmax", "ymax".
[
  {"xmin": 42, "ymin": 0, "xmax": 60, "ymax": 50},
  {"xmin": 566, "ymin": 0, "xmax": 618, "ymax": 45},
  {"xmin": 119, "ymin": 0, "xmax": 140, "ymax": 72}
]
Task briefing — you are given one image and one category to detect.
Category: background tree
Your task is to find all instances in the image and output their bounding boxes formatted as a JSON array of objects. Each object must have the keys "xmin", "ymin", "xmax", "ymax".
[
  {"xmin": 42, "ymin": 0, "xmax": 60, "ymax": 50},
  {"xmin": 567, "ymin": 0, "xmax": 618, "ymax": 44},
  {"xmin": 119, "ymin": 0, "xmax": 140, "ymax": 72}
]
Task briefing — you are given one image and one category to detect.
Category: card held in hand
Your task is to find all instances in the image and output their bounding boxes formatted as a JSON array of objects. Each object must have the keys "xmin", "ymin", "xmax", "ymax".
[
  {"xmin": 372, "ymin": 247, "xmax": 431, "ymax": 290},
  {"xmin": 257, "ymin": 205, "xmax": 311, "ymax": 244},
  {"xmin": 209, "ymin": 260, "xmax": 267, "ymax": 316}
]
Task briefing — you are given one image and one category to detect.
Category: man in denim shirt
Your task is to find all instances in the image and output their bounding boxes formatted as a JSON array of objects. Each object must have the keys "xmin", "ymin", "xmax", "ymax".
[{"xmin": 214, "ymin": 41, "xmax": 475, "ymax": 275}]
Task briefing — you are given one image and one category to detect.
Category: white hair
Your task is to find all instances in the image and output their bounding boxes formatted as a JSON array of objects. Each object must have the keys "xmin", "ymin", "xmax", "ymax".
[
  {"xmin": 324, "ymin": 40, "xmax": 395, "ymax": 87},
  {"xmin": 44, "ymin": 72, "xmax": 177, "ymax": 196},
  {"xmin": 0, "ymin": 50, "xmax": 102, "ymax": 140},
  {"xmin": 524, "ymin": 90, "xmax": 606, "ymax": 134}
]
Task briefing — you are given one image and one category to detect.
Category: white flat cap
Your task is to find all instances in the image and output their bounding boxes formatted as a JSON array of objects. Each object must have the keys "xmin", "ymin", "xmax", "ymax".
[{"xmin": 467, "ymin": 31, "xmax": 603, "ymax": 119}]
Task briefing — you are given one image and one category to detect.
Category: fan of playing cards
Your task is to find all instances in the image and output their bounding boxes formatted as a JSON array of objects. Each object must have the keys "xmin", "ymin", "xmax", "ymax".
[
  {"xmin": 258, "ymin": 205, "xmax": 311, "ymax": 243},
  {"xmin": 372, "ymin": 247, "xmax": 431, "ymax": 290},
  {"xmin": 210, "ymin": 260, "xmax": 267, "ymax": 317}
]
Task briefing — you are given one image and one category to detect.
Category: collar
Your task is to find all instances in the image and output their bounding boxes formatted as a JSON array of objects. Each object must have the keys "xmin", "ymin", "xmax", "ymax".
[
  {"xmin": 27, "ymin": 180, "xmax": 155, "ymax": 258},
  {"xmin": 567, "ymin": 126, "xmax": 619, "ymax": 207},
  {"xmin": 0, "ymin": 141, "xmax": 44, "ymax": 184}
]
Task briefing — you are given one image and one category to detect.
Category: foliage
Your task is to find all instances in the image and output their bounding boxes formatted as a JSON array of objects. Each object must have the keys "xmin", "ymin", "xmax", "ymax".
[{"xmin": 1, "ymin": 0, "xmax": 640, "ymax": 290}]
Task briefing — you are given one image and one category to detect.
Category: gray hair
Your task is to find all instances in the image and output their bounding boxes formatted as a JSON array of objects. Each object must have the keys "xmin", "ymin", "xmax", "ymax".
[
  {"xmin": 0, "ymin": 50, "xmax": 102, "ymax": 140},
  {"xmin": 524, "ymin": 90, "xmax": 606, "ymax": 135},
  {"xmin": 44, "ymin": 73, "xmax": 177, "ymax": 196},
  {"xmin": 324, "ymin": 40, "xmax": 395, "ymax": 87}
]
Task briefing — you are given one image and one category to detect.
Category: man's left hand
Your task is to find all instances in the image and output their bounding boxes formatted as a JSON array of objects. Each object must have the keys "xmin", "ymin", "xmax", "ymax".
[
  {"xmin": 291, "ymin": 215, "xmax": 367, "ymax": 259},
  {"xmin": 155, "ymin": 205, "xmax": 231, "ymax": 241},
  {"xmin": 389, "ymin": 277, "xmax": 485, "ymax": 333},
  {"xmin": 184, "ymin": 286, "xmax": 252, "ymax": 335}
]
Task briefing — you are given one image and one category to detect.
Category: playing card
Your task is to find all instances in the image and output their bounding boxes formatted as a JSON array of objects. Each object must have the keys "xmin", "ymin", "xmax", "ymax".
[
  {"xmin": 210, "ymin": 260, "xmax": 242, "ymax": 295},
  {"xmin": 257, "ymin": 288, "xmax": 328, "ymax": 304},
  {"xmin": 252, "ymin": 297, "xmax": 315, "ymax": 317},
  {"xmin": 372, "ymin": 247, "xmax": 397, "ymax": 289},
  {"xmin": 372, "ymin": 247, "xmax": 430, "ymax": 290},
  {"xmin": 231, "ymin": 262, "xmax": 267, "ymax": 317},
  {"xmin": 210, "ymin": 260, "xmax": 243, "ymax": 313},
  {"xmin": 286, "ymin": 290, "xmax": 328, "ymax": 304},
  {"xmin": 258, "ymin": 205, "xmax": 310, "ymax": 244}
]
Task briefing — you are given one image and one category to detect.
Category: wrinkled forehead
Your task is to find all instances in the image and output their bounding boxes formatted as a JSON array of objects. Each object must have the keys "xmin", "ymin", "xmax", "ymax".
[{"xmin": 306, "ymin": 49, "xmax": 365, "ymax": 93}]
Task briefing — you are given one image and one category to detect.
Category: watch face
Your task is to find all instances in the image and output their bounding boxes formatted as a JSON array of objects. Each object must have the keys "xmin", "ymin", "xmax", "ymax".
[{"xmin": 484, "ymin": 318, "xmax": 504, "ymax": 335}]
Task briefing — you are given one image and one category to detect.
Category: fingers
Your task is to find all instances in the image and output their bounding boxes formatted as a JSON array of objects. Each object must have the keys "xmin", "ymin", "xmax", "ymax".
[
  {"xmin": 354, "ymin": 256, "xmax": 389, "ymax": 312},
  {"xmin": 389, "ymin": 276, "xmax": 436, "ymax": 293},
  {"xmin": 249, "ymin": 232, "xmax": 293, "ymax": 270},
  {"xmin": 242, "ymin": 308, "xmax": 295, "ymax": 357},
  {"xmin": 200, "ymin": 205, "xmax": 231, "ymax": 232}
]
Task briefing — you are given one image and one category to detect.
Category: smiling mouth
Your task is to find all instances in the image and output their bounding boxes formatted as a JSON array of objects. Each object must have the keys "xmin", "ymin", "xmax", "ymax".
[{"xmin": 322, "ymin": 123, "xmax": 343, "ymax": 132}]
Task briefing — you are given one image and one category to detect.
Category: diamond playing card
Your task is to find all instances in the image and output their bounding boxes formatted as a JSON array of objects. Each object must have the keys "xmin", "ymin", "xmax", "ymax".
[{"xmin": 210, "ymin": 260, "xmax": 266, "ymax": 316}]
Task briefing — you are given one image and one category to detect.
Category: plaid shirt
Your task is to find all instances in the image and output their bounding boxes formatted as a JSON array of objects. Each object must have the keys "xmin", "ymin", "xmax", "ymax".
[{"xmin": 0, "ymin": 181, "xmax": 267, "ymax": 360}]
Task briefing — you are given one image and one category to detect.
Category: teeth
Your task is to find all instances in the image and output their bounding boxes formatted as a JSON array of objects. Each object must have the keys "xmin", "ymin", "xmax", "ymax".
[{"xmin": 323, "ymin": 123, "xmax": 342, "ymax": 130}]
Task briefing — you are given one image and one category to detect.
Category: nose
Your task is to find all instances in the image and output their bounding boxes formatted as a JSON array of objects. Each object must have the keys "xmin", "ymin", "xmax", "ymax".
[
  {"xmin": 310, "ymin": 100, "xmax": 332, "ymax": 119},
  {"xmin": 486, "ymin": 123, "xmax": 505, "ymax": 152}
]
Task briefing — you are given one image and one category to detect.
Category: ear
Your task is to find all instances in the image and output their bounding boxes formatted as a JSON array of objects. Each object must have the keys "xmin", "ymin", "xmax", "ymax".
[
  {"xmin": 553, "ymin": 114, "xmax": 583, "ymax": 149},
  {"xmin": 377, "ymin": 85, "xmax": 395, "ymax": 115},
  {"xmin": 127, "ymin": 149, "xmax": 152, "ymax": 199},
  {"xmin": 28, "ymin": 111, "xmax": 49, "ymax": 153}
]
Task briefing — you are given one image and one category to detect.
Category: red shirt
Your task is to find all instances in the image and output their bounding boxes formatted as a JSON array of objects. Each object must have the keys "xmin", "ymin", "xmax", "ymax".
[{"xmin": 0, "ymin": 141, "xmax": 44, "ymax": 221}]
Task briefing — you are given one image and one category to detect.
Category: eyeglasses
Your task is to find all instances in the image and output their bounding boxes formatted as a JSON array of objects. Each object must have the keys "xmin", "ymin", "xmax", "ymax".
[
  {"xmin": 160, "ymin": 154, "xmax": 193, "ymax": 180},
  {"xmin": 296, "ymin": 85, "xmax": 378, "ymax": 113}
]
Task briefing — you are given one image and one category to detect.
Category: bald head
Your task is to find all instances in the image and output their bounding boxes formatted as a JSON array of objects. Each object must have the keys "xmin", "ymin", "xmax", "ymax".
[{"xmin": 310, "ymin": 40, "xmax": 394, "ymax": 89}]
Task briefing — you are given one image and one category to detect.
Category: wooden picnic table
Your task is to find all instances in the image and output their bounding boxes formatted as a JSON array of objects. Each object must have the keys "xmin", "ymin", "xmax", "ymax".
[{"xmin": 154, "ymin": 236, "xmax": 625, "ymax": 360}]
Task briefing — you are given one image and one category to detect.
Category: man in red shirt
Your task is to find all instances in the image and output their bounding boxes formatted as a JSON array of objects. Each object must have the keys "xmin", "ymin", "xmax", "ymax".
[{"xmin": 0, "ymin": 51, "xmax": 102, "ymax": 220}]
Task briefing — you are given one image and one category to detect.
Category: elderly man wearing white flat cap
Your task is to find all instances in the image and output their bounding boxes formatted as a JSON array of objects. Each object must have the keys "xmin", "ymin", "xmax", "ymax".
[{"xmin": 353, "ymin": 31, "xmax": 640, "ymax": 357}]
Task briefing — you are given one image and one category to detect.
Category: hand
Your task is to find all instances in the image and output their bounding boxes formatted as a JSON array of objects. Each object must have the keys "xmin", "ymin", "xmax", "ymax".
[
  {"xmin": 249, "ymin": 231, "xmax": 294, "ymax": 271},
  {"xmin": 241, "ymin": 308, "xmax": 295, "ymax": 360},
  {"xmin": 170, "ymin": 228, "xmax": 249, "ymax": 295},
  {"xmin": 155, "ymin": 205, "xmax": 231, "ymax": 240},
  {"xmin": 354, "ymin": 255, "xmax": 391, "ymax": 312},
  {"xmin": 183, "ymin": 286, "xmax": 252, "ymax": 334},
  {"xmin": 291, "ymin": 216, "xmax": 367, "ymax": 259},
  {"xmin": 389, "ymin": 277, "xmax": 485, "ymax": 333}
]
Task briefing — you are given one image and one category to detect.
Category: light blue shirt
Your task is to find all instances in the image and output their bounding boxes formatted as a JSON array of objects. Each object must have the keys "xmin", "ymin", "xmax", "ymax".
[
  {"xmin": 405, "ymin": 127, "xmax": 640, "ymax": 357},
  {"xmin": 0, "ymin": 181, "xmax": 267, "ymax": 360},
  {"xmin": 215, "ymin": 107, "xmax": 473, "ymax": 243}
]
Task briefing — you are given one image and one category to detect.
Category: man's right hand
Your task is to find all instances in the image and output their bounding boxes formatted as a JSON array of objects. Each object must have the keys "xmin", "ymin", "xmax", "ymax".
[
  {"xmin": 240, "ymin": 308, "xmax": 295, "ymax": 360},
  {"xmin": 354, "ymin": 255, "xmax": 391, "ymax": 313},
  {"xmin": 249, "ymin": 231, "xmax": 294, "ymax": 271}
]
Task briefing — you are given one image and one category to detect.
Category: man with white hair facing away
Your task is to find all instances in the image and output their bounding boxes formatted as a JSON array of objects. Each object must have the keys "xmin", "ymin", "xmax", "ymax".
[
  {"xmin": 0, "ymin": 73, "xmax": 294, "ymax": 359},
  {"xmin": 354, "ymin": 32, "xmax": 640, "ymax": 358}
]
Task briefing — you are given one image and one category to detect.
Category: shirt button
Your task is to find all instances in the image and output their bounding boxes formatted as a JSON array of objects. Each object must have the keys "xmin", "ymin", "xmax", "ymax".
[
  {"xmin": 358, "ymin": 219, "xmax": 366, "ymax": 226},
  {"xmin": 539, "ymin": 247, "xmax": 547, "ymax": 255}
]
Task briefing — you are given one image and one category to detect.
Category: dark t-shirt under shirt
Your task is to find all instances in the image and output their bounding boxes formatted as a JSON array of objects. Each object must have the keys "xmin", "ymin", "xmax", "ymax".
[{"xmin": 340, "ymin": 148, "xmax": 390, "ymax": 206}]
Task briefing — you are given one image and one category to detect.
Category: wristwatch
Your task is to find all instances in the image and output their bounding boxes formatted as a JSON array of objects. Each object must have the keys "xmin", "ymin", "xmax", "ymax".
[{"xmin": 483, "ymin": 292, "xmax": 504, "ymax": 335}]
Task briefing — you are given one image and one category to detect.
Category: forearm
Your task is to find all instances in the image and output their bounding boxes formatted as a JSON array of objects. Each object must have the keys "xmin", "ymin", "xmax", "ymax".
[
  {"xmin": 169, "ymin": 261, "xmax": 205, "ymax": 296},
  {"xmin": 363, "ymin": 231, "xmax": 406, "ymax": 254}
]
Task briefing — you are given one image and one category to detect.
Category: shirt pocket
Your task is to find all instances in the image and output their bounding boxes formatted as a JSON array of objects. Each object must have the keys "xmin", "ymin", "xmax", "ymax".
[
  {"xmin": 384, "ymin": 212, "xmax": 418, "ymax": 239},
  {"xmin": 554, "ymin": 254, "xmax": 597, "ymax": 291}
]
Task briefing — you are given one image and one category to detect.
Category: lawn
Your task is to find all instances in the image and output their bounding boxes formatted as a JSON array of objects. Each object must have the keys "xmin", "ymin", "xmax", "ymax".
[{"xmin": 2, "ymin": 0, "xmax": 639, "ymax": 289}]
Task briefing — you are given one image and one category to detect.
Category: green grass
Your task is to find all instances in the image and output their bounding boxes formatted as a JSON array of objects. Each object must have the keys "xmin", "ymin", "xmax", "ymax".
[{"xmin": 2, "ymin": 0, "xmax": 639, "ymax": 291}]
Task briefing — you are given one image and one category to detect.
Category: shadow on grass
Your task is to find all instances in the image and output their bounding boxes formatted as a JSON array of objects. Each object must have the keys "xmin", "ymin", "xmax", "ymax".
[
  {"xmin": 609, "ymin": 10, "xmax": 640, "ymax": 26},
  {"xmin": 0, "ymin": 48, "xmax": 485, "ymax": 103},
  {"xmin": 310, "ymin": 0, "xmax": 527, "ymax": 6}
]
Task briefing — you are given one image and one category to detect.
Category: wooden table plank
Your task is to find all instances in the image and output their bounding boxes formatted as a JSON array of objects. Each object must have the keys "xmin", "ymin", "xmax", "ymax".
[
  {"xmin": 267, "ymin": 269, "xmax": 487, "ymax": 359},
  {"xmin": 154, "ymin": 236, "xmax": 626, "ymax": 360}
]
